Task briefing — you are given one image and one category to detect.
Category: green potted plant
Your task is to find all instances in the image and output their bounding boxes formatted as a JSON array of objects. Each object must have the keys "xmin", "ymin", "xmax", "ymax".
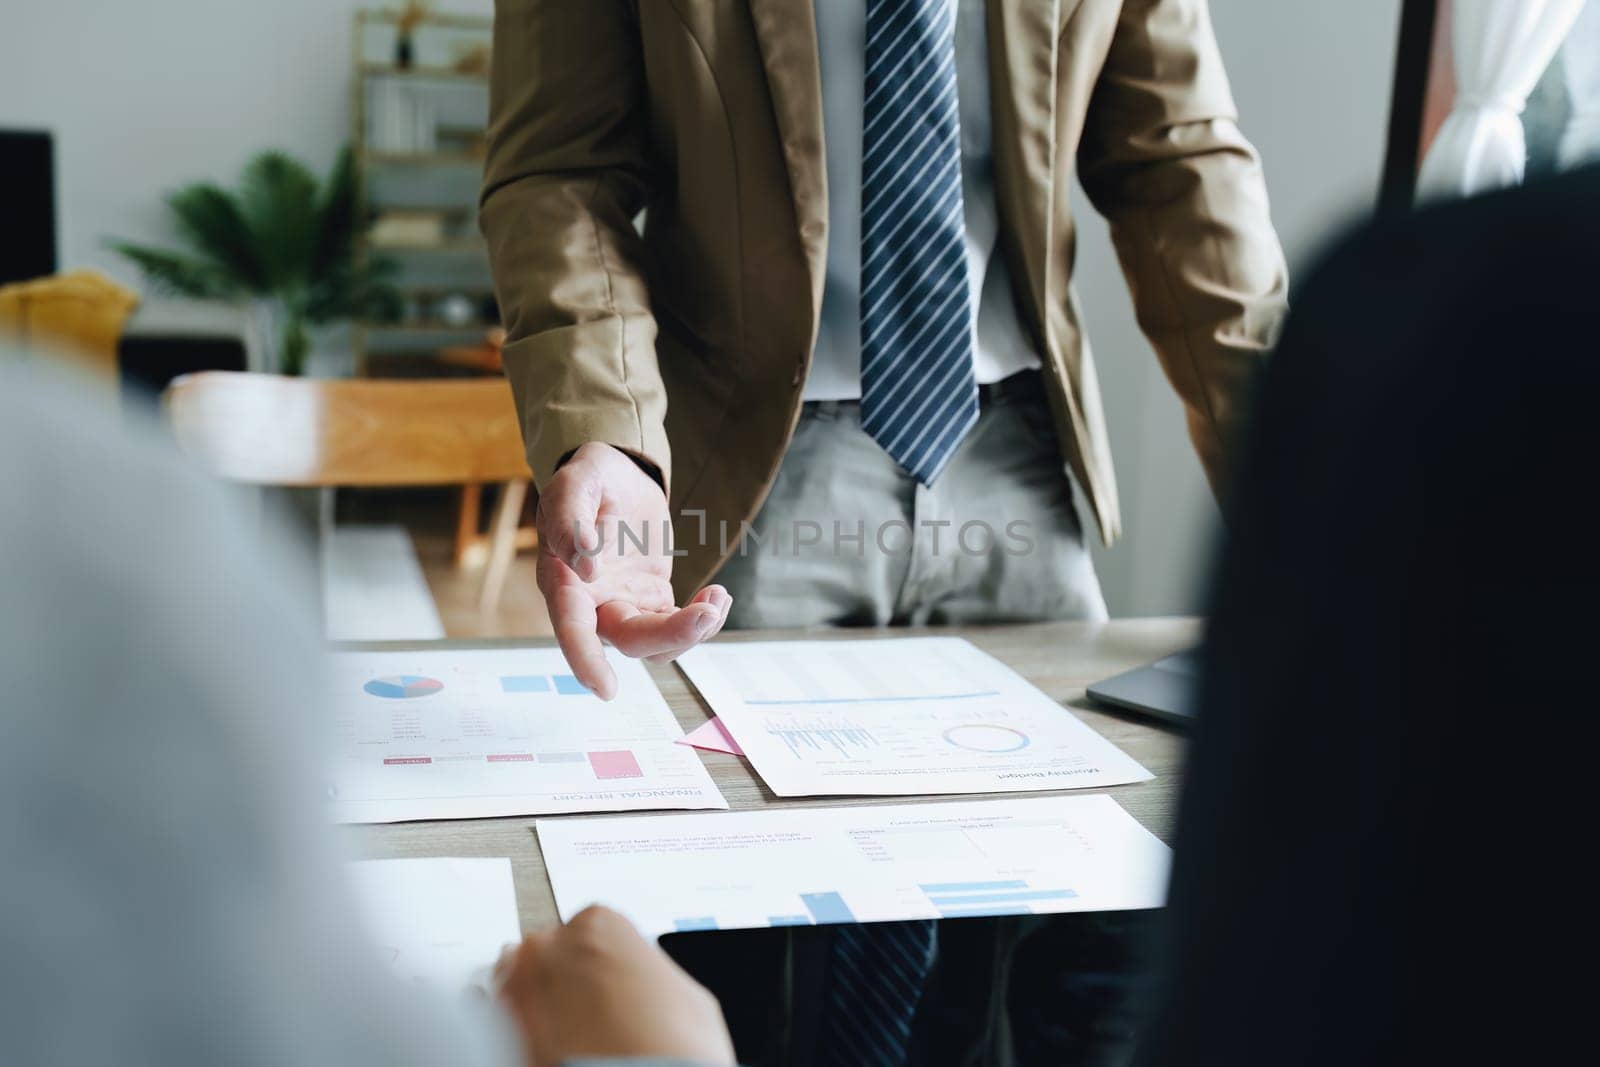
[{"xmin": 112, "ymin": 147, "xmax": 397, "ymax": 376}]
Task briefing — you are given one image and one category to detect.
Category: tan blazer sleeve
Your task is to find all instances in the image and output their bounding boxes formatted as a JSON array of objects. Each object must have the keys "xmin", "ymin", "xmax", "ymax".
[
  {"xmin": 479, "ymin": 0, "xmax": 669, "ymax": 492},
  {"xmin": 1077, "ymin": 0, "xmax": 1288, "ymax": 500}
]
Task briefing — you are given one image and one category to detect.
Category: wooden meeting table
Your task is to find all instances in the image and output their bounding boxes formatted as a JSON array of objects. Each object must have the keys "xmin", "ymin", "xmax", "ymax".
[{"xmin": 342, "ymin": 617, "xmax": 1198, "ymax": 931}]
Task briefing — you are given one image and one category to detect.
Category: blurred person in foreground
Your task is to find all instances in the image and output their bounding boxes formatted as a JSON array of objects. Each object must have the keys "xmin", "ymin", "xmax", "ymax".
[
  {"xmin": 0, "ymin": 354, "xmax": 733, "ymax": 1067},
  {"xmin": 1127, "ymin": 163, "xmax": 1598, "ymax": 1065}
]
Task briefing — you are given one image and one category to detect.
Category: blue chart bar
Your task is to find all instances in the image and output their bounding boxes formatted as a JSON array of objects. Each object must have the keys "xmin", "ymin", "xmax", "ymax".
[
  {"xmin": 501, "ymin": 675, "xmax": 551, "ymax": 693},
  {"xmin": 919, "ymin": 880, "xmax": 1028, "ymax": 894},
  {"xmin": 673, "ymin": 917, "xmax": 718, "ymax": 932},
  {"xmin": 768, "ymin": 720, "xmax": 878, "ymax": 758},
  {"xmin": 927, "ymin": 889, "xmax": 1079, "ymax": 907},
  {"xmin": 553, "ymin": 674, "xmax": 592, "ymax": 695},
  {"xmin": 800, "ymin": 891, "xmax": 857, "ymax": 924},
  {"xmin": 767, "ymin": 915, "xmax": 814, "ymax": 927},
  {"xmin": 937, "ymin": 904, "xmax": 1035, "ymax": 918}
]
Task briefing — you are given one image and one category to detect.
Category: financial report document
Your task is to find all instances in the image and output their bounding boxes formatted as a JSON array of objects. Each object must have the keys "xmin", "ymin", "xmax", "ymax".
[
  {"xmin": 345, "ymin": 857, "xmax": 521, "ymax": 992},
  {"xmin": 536, "ymin": 796, "xmax": 1171, "ymax": 939},
  {"xmin": 327, "ymin": 648, "xmax": 726, "ymax": 822},
  {"xmin": 676, "ymin": 637, "xmax": 1151, "ymax": 796}
]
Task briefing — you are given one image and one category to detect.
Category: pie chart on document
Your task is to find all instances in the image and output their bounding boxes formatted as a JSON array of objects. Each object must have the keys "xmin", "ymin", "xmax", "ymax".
[{"xmin": 363, "ymin": 675, "xmax": 445, "ymax": 700}]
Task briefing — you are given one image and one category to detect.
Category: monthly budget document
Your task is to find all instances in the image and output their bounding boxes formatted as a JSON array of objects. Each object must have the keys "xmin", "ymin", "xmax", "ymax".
[
  {"xmin": 327, "ymin": 647, "xmax": 725, "ymax": 822},
  {"xmin": 536, "ymin": 796, "xmax": 1171, "ymax": 939},
  {"xmin": 676, "ymin": 637, "xmax": 1151, "ymax": 796}
]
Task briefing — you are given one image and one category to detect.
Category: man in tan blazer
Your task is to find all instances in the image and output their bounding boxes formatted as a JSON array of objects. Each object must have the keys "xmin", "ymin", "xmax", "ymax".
[
  {"xmin": 483, "ymin": 2, "xmax": 1285, "ymax": 1060},
  {"xmin": 482, "ymin": 0, "xmax": 1286, "ymax": 699}
]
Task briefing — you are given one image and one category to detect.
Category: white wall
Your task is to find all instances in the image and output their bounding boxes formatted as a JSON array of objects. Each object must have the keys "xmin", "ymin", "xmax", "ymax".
[
  {"xmin": 0, "ymin": 0, "xmax": 493, "ymax": 288},
  {"xmin": 3, "ymin": 0, "xmax": 1399, "ymax": 618},
  {"xmin": 1081, "ymin": 0, "xmax": 1403, "ymax": 616}
]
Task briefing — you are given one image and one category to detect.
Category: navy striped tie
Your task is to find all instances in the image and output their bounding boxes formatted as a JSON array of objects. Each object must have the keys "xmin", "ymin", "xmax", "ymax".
[
  {"xmin": 822, "ymin": 920, "xmax": 938, "ymax": 1066},
  {"xmin": 859, "ymin": 0, "xmax": 977, "ymax": 487}
]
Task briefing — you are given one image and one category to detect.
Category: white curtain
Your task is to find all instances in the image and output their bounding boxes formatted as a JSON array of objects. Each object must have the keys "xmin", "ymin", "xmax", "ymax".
[
  {"xmin": 1416, "ymin": 0, "xmax": 1588, "ymax": 201},
  {"xmin": 1558, "ymin": 1, "xmax": 1600, "ymax": 167}
]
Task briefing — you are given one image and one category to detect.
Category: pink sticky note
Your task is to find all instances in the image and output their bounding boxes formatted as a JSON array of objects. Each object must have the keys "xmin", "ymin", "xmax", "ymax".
[{"xmin": 676, "ymin": 717, "xmax": 746, "ymax": 757}]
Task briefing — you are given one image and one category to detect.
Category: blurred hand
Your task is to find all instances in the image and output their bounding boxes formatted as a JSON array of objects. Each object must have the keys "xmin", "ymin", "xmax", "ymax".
[
  {"xmin": 495, "ymin": 905, "xmax": 736, "ymax": 1067},
  {"xmin": 536, "ymin": 442, "xmax": 731, "ymax": 699}
]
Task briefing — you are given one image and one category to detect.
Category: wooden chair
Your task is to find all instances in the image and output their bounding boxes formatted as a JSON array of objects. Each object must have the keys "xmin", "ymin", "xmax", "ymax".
[
  {"xmin": 437, "ymin": 328, "xmax": 513, "ymax": 570},
  {"xmin": 164, "ymin": 371, "xmax": 535, "ymax": 613}
]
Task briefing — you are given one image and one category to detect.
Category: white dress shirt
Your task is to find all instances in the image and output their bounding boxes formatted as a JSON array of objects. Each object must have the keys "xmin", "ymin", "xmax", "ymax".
[{"xmin": 805, "ymin": 0, "xmax": 1041, "ymax": 401}]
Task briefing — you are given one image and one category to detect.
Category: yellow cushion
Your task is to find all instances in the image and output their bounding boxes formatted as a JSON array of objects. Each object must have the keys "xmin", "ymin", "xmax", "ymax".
[{"xmin": 0, "ymin": 270, "xmax": 140, "ymax": 374}]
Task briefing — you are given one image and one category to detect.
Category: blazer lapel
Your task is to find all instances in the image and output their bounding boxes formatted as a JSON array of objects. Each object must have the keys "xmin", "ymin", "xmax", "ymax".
[{"xmin": 747, "ymin": 0, "xmax": 829, "ymax": 312}]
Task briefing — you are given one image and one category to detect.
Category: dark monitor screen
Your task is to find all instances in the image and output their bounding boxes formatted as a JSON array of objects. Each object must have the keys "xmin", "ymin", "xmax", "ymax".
[{"xmin": 0, "ymin": 130, "xmax": 58, "ymax": 285}]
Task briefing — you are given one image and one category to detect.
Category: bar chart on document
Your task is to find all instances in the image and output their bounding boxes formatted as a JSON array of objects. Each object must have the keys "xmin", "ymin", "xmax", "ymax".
[
  {"xmin": 326, "ymin": 648, "xmax": 726, "ymax": 822},
  {"xmin": 676, "ymin": 637, "xmax": 1151, "ymax": 796},
  {"xmin": 535, "ymin": 797, "xmax": 1172, "ymax": 939}
]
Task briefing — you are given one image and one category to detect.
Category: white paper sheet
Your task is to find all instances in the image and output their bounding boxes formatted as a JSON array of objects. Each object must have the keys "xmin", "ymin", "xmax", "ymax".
[
  {"xmin": 345, "ymin": 858, "xmax": 521, "ymax": 992},
  {"xmin": 326, "ymin": 648, "xmax": 726, "ymax": 822},
  {"xmin": 676, "ymin": 637, "xmax": 1151, "ymax": 797},
  {"xmin": 536, "ymin": 796, "xmax": 1170, "ymax": 939}
]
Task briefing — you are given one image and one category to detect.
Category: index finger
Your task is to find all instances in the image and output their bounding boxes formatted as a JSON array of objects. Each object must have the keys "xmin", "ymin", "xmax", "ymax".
[{"xmin": 546, "ymin": 567, "xmax": 618, "ymax": 701}]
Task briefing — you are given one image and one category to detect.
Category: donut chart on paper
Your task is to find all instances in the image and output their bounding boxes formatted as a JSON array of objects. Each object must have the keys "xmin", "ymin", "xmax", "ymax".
[{"xmin": 363, "ymin": 675, "xmax": 444, "ymax": 700}]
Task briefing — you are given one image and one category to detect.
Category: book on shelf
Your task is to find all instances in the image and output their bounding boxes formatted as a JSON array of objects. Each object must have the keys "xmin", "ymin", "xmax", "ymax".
[
  {"xmin": 368, "ymin": 210, "xmax": 448, "ymax": 248},
  {"xmin": 366, "ymin": 78, "xmax": 438, "ymax": 155}
]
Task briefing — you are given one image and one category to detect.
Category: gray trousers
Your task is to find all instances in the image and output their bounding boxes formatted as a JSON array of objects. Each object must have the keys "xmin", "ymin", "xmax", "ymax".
[
  {"xmin": 699, "ymin": 375, "xmax": 1139, "ymax": 1067},
  {"xmin": 716, "ymin": 371, "xmax": 1107, "ymax": 628}
]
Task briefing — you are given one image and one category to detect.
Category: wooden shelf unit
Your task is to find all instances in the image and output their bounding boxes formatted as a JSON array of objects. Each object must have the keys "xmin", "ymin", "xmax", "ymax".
[{"xmin": 351, "ymin": 8, "xmax": 497, "ymax": 371}]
